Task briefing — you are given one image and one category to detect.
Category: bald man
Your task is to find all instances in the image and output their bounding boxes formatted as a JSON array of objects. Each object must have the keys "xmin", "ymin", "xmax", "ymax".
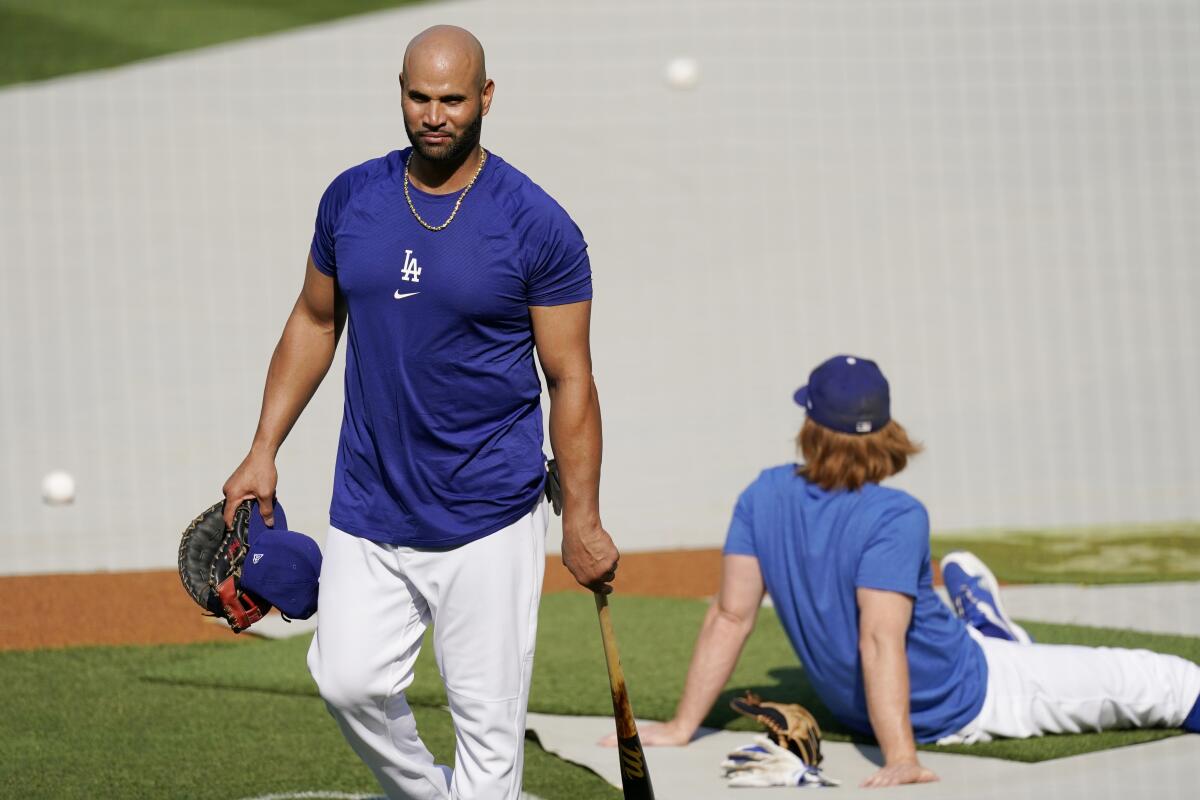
[{"xmin": 222, "ymin": 25, "xmax": 618, "ymax": 799}]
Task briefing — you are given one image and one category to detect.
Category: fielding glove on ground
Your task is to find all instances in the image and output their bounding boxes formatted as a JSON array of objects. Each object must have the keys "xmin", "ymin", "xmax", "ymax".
[
  {"xmin": 721, "ymin": 736, "xmax": 841, "ymax": 788},
  {"xmin": 730, "ymin": 691, "xmax": 824, "ymax": 767}
]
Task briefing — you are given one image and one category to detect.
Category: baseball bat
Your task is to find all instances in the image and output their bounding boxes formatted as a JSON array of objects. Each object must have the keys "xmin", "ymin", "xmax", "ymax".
[{"xmin": 594, "ymin": 592, "xmax": 655, "ymax": 800}]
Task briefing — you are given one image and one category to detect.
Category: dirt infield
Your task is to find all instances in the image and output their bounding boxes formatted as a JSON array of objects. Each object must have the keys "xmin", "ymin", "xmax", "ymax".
[
  {"xmin": 0, "ymin": 569, "xmax": 242, "ymax": 651},
  {"xmin": 0, "ymin": 549, "xmax": 951, "ymax": 652},
  {"xmin": 0, "ymin": 549, "xmax": 730, "ymax": 651}
]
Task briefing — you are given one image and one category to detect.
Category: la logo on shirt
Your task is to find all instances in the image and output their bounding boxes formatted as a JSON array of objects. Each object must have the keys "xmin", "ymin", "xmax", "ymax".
[
  {"xmin": 394, "ymin": 249, "xmax": 423, "ymax": 300},
  {"xmin": 401, "ymin": 249, "xmax": 422, "ymax": 284}
]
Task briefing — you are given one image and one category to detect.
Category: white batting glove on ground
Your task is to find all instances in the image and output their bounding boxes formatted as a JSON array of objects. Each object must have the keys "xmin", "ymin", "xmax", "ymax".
[{"xmin": 720, "ymin": 735, "xmax": 840, "ymax": 788}]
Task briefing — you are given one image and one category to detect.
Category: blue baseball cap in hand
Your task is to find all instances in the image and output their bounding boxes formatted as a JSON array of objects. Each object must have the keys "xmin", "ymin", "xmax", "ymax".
[
  {"xmin": 793, "ymin": 355, "xmax": 891, "ymax": 434},
  {"xmin": 241, "ymin": 526, "xmax": 322, "ymax": 620},
  {"xmin": 247, "ymin": 498, "xmax": 287, "ymax": 538}
]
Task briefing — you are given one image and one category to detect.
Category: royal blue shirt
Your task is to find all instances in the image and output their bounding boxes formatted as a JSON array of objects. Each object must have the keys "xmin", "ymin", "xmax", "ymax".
[
  {"xmin": 310, "ymin": 148, "xmax": 591, "ymax": 547},
  {"xmin": 723, "ymin": 465, "xmax": 987, "ymax": 742}
]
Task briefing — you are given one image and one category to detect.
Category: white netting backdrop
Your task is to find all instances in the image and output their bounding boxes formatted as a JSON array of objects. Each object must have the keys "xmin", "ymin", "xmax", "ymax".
[{"xmin": 1, "ymin": 0, "xmax": 1197, "ymax": 573}]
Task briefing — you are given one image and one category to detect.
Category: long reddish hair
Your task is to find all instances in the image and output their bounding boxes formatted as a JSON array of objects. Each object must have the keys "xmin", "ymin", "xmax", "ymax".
[{"xmin": 797, "ymin": 417, "xmax": 922, "ymax": 491}]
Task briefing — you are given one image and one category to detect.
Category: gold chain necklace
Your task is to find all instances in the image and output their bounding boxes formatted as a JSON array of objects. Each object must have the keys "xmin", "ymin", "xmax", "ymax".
[{"xmin": 403, "ymin": 148, "xmax": 488, "ymax": 232}]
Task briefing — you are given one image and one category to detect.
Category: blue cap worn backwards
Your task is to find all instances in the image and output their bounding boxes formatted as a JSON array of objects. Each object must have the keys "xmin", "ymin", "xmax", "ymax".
[
  {"xmin": 241, "ymin": 499, "xmax": 321, "ymax": 620},
  {"xmin": 793, "ymin": 355, "xmax": 890, "ymax": 435}
]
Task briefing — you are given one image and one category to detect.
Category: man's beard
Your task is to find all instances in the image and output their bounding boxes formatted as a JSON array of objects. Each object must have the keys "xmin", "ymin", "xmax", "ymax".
[{"xmin": 406, "ymin": 112, "xmax": 483, "ymax": 164}]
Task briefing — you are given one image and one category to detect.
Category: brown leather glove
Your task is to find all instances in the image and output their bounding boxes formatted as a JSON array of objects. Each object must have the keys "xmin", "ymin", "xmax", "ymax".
[{"xmin": 730, "ymin": 691, "xmax": 824, "ymax": 766}]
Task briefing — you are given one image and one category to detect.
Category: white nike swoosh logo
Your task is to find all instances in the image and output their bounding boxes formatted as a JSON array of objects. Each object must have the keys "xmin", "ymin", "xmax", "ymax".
[{"xmin": 393, "ymin": 291, "xmax": 421, "ymax": 300}]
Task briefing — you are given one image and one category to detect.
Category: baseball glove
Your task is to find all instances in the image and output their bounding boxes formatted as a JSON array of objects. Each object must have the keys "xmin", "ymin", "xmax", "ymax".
[
  {"xmin": 730, "ymin": 691, "xmax": 824, "ymax": 766},
  {"xmin": 177, "ymin": 499, "xmax": 271, "ymax": 633}
]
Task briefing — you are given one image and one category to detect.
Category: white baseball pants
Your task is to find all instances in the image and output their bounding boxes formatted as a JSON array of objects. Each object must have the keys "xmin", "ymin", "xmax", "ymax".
[
  {"xmin": 941, "ymin": 627, "xmax": 1200, "ymax": 744},
  {"xmin": 307, "ymin": 502, "xmax": 548, "ymax": 800}
]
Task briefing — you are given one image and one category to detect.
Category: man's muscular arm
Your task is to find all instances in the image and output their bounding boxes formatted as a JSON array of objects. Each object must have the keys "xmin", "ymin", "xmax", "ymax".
[
  {"xmin": 610, "ymin": 554, "xmax": 764, "ymax": 746},
  {"xmin": 530, "ymin": 300, "xmax": 619, "ymax": 593},
  {"xmin": 222, "ymin": 256, "xmax": 346, "ymax": 527},
  {"xmin": 856, "ymin": 587, "xmax": 939, "ymax": 788}
]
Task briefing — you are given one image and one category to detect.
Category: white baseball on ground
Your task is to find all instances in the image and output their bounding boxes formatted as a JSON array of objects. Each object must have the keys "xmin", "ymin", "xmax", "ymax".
[
  {"xmin": 41, "ymin": 470, "xmax": 76, "ymax": 505},
  {"xmin": 665, "ymin": 56, "xmax": 700, "ymax": 90}
]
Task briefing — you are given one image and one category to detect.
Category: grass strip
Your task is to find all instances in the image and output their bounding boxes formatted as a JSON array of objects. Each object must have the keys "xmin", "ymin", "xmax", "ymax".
[
  {"xmin": 930, "ymin": 524, "xmax": 1200, "ymax": 584},
  {"xmin": 0, "ymin": 0, "xmax": 427, "ymax": 87}
]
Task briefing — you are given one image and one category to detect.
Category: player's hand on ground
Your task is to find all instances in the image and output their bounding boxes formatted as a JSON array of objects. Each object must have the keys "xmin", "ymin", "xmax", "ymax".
[
  {"xmin": 561, "ymin": 518, "xmax": 619, "ymax": 594},
  {"xmin": 599, "ymin": 720, "xmax": 693, "ymax": 747},
  {"xmin": 221, "ymin": 448, "xmax": 279, "ymax": 529},
  {"xmin": 860, "ymin": 760, "xmax": 939, "ymax": 788}
]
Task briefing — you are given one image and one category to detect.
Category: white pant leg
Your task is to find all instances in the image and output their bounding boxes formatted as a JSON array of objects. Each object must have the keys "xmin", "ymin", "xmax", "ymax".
[
  {"xmin": 948, "ymin": 628, "xmax": 1200, "ymax": 743},
  {"xmin": 307, "ymin": 526, "xmax": 451, "ymax": 800},
  {"xmin": 403, "ymin": 502, "xmax": 548, "ymax": 800}
]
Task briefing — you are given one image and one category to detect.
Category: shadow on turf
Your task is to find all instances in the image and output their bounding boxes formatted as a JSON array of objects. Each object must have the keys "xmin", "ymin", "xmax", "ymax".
[
  {"xmin": 138, "ymin": 604, "xmax": 1198, "ymax": 765},
  {"xmin": 706, "ymin": 666, "xmax": 875, "ymax": 743},
  {"xmin": 140, "ymin": 674, "xmax": 319, "ymax": 699}
]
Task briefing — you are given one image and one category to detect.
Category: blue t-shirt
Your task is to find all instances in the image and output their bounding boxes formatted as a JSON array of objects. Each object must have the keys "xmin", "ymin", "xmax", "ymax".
[
  {"xmin": 723, "ymin": 465, "xmax": 987, "ymax": 742},
  {"xmin": 310, "ymin": 149, "xmax": 591, "ymax": 547}
]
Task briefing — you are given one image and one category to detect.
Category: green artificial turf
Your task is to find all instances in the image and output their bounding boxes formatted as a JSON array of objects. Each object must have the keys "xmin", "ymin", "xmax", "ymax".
[
  {"xmin": 0, "ymin": 0, "xmax": 426, "ymax": 88},
  {"xmin": 3, "ymin": 594, "xmax": 1195, "ymax": 798},
  {"xmin": 0, "ymin": 639, "xmax": 618, "ymax": 800},
  {"xmin": 137, "ymin": 594, "xmax": 1200, "ymax": 769},
  {"xmin": 931, "ymin": 522, "xmax": 1200, "ymax": 584}
]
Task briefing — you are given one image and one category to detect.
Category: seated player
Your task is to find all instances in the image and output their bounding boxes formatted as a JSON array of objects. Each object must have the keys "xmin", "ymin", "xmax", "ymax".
[{"xmin": 633, "ymin": 354, "xmax": 1200, "ymax": 788}]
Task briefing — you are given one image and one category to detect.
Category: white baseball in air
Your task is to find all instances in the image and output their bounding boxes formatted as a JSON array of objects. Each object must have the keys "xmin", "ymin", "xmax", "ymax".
[
  {"xmin": 41, "ymin": 470, "xmax": 76, "ymax": 505},
  {"xmin": 665, "ymin": 57, "xmax": 700, "ymax": 90}
]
